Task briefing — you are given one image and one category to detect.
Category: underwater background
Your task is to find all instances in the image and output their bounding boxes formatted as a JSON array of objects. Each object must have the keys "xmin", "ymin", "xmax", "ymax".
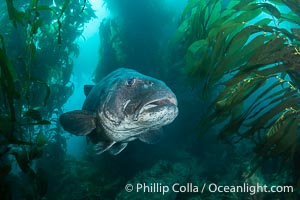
[{"xmin": 1, "ymin": 0, "xmax": 300, "ymax": 199}]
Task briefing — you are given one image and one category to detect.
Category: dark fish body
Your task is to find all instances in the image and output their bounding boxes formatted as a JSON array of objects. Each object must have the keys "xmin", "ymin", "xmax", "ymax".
[{"xmin": 59, "ymin": 68, "xmax": 178, "ymax": 155}]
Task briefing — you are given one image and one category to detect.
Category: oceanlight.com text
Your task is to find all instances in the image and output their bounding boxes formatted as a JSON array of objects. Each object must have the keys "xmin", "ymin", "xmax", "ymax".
[
  {"xmin": 124, "ymin": 182, "xmax": 294, "ymax": 196},
  {"xmin": 208, "ymin": 183, "xmax": 293, "ymax": 195}
]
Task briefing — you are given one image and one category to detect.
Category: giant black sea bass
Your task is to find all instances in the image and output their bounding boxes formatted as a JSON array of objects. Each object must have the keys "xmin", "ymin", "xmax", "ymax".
[{"xmin": 59, "ymin": 68, "xmax": 178, "ymax": 155}]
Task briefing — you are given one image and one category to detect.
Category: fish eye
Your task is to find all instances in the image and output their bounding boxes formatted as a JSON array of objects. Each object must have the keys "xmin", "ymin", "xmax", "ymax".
[
  {"xmin": 126, "ymin": 78, "xmax": 136, "ymax": 87},
  {"xmin": 146, "ymin": 80, "xmax": 153, "ymax": 86}
]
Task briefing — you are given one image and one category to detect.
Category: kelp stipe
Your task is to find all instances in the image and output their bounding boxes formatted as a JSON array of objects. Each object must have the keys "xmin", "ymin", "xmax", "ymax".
[
  {"xmin": 0, "ymin": 0, "xmax": 95, "ymax": 199},
  {"xmin": 173, "ymin": 0, "xmax": 300, "ymax": 192},
  {"xmin": 94, "ymin": 0, "xmax": 175, "ymax": 81}
]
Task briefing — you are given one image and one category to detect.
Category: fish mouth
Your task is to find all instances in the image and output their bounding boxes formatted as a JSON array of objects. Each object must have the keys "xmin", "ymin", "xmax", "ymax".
[{"xmin": 139, "ymin": 96, "xmax": 178, "ymax": 114}]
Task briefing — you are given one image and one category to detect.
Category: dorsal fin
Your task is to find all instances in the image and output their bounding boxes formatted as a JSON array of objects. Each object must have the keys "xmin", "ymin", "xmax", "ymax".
[{"xmin": 84, "ymin": 85, "xmax": 94, "ymax": 97}]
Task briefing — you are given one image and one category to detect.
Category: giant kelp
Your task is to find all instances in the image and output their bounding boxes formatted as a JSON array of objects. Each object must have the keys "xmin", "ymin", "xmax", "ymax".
[
  {"xmin": 94, "ymin": 0, "xmax": 175, "ymax": 81},
  {"xmin": 0, "ymin": 0, "xmax": 95, "ymax": 199},
  {"xmin": 174, "ymin": 0, "xmax": 300, "ymax": 189}
]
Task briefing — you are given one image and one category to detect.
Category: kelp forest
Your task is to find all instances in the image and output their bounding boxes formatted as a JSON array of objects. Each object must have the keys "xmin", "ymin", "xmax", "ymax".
[
  {"xmin": 1, "ymin": 0, "xmax": 300, "ymax": 199},
  {"xmin": 0, "ymin": 0, "xmax": 96, "ymax": 199},
  {"xmin": 176, "ymin": 0, "xmax": 300, "ymax": 187}
]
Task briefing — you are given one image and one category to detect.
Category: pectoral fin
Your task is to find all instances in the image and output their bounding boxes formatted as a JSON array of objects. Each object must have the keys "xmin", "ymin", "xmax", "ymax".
[
  {"xmin": 139, "ymin": 129, "xmax": 163, "ymax": 144},
  {"xmin": 109, "ymin": 143, "xmax": 128, "ymax": 155},
  {"xmin": 59, "ymin": 110, "xmax": 96, "ymax": 136},
  {"xmin": 94, "ymin": 141, "xmax": 115, "ymax": 154}
]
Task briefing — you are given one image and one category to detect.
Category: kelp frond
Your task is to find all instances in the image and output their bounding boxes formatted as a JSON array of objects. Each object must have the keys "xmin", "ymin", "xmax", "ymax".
[{"xmin": 174, "ymin": 0, "xmax": 300, "ymax": 181}]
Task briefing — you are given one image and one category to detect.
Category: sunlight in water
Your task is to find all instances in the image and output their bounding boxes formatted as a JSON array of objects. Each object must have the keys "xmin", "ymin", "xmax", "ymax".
[
  {"xmin": 82, "ymin": 0, "xmax": 109, "ymax": 38},
  {"xmin": 64, "ymin": 0, "xmax": 109, "ymax": 157}
]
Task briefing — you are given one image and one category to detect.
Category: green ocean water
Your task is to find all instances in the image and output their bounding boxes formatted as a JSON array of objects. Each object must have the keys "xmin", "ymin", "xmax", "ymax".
[{"xmin": 0, "ymin": 0, "xmax": 300, "ymax": 199}]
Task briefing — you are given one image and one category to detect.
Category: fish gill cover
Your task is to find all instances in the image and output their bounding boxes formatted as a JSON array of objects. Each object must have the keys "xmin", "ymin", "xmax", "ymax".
[{"xmin": 1, "ymin": 0, "xmax": 300, "ymax": 199}]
